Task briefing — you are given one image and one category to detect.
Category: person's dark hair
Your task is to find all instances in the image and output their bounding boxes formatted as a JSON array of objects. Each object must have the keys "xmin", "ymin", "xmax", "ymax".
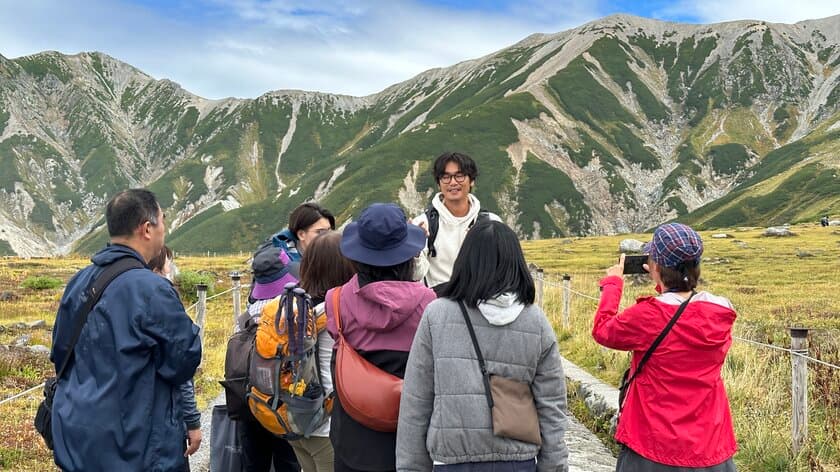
[
  {"xmin": 148, "ymin": 245, "xmax": 173, "ymax": 273},
  {"xmin": 439, "ymin": 220, "xmax": 534, "ymax": 308},
  {"xmin": 432, "ymin": 151, "xmax": 479, "ymax": 183},
  {"xmin": 106, "ymin": 189, "xmax": 160, "ymax": 237},
  {"xmin": 355, "ymin": 259, "xmax": 416, "ymax": 287},
  {"xmin": 288, "ymin": 202, "xmax": 335, "ymax": 235},
  {"xmin": 300, "ymin": 232, "xmax": 355, "ymax": 301},
  {"xmin": 658, "ymin": 260, "xmax": 700, "ymax": 292}
]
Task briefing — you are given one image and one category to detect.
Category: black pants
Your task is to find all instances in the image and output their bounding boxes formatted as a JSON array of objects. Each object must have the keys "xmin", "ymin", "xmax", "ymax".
[
  {"xmin": 616, "ymin": 446, "xmax": 737, "ymax": 472},
  {"xmin": 238, "ymin": 416, "xmax": 301, "ymax": 472},
  {"xmin": 334, "ymin": 454, "xmax": 395, "ymax": 472}
]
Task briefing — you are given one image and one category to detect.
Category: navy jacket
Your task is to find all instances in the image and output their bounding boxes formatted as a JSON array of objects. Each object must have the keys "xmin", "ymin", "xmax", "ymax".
[{"xmin": 50, "ymin": 244, "xmax": 202, "ymax": 472}]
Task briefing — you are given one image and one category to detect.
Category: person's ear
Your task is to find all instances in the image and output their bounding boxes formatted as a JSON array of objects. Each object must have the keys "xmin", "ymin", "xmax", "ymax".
[
  {"xmin": 296, "ymin": 229, "xmax": 307, "ymax": 242},
  {"xmin": 137, "ymin": 221, "xmax": 151, "ymax": 240}
]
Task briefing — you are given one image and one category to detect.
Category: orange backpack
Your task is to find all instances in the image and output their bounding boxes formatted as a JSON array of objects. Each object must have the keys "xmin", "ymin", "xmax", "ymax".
[{"xmin": 246, "ymin": 283, "xmax": 333, "ymax": 439}]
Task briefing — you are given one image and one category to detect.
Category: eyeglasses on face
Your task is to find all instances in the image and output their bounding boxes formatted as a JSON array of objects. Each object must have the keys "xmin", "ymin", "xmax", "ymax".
[{"xmin": 440, "ymin": 173, "xmax": 467, "ymax": 184}]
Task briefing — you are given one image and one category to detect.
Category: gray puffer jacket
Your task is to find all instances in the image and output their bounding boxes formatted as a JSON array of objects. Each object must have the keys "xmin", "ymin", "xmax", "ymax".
[{"xmin": 396, "ymin": 298, "xmax": 568, "ymax": 471}]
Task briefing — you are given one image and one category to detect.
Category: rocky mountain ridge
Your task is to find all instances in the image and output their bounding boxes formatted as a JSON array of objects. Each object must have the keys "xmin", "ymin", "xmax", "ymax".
[{"xmin": 1, "ymin": 13, "xmax": 839, "ymax": 256}]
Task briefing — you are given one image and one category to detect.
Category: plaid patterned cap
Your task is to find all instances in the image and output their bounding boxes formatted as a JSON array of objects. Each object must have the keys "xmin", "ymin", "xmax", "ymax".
[{"xmin": 643, "ymin": 223, "xmax": 703, "ymax": 268}]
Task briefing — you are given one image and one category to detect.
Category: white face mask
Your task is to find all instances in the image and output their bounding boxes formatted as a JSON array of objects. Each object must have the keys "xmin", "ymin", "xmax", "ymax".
[{"xmin": 167, "ymin": 259, "xmax": 179, "ymax": 282}]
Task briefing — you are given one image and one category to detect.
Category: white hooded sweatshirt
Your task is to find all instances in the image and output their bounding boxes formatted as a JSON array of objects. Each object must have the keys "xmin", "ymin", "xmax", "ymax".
[{"xmin": 412, "ymin": 193, "xmax": 500, "ymax": 288}]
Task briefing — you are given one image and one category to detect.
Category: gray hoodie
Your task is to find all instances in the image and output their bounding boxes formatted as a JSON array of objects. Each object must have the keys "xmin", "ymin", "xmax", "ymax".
[{"xmin": 396, "ymin": 296, "xmax": 569, "ymax": 471}]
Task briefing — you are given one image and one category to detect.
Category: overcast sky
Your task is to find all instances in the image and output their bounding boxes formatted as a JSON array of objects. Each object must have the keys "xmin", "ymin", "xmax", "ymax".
[{"xmin": 1, "ymin": 0, "xmax": 838, "ymax": 99}]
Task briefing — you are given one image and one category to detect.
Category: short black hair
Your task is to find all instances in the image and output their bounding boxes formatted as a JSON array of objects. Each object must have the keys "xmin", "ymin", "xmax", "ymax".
[
  {"xmin": 289, "ymin": 202, "xmax": 335, "ymax": 234},
  {"xmin": 439, "ymin": 220, "xmax": 534, "ymax": 308},
  {"xmin": 432, "ymin": 151, "xmax": 478, "ymax": 183},
  {"xmin": 355, "ymin": 259, "xmax": 416, "ymax": 287},
  {"xmin": 106, "ymin": 189, "xmax": 161, "ymax": 237}
]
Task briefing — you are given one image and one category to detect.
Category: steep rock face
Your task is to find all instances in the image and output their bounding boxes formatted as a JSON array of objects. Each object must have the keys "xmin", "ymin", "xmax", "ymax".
[{"xmin": 1, "ymin": 14, "xmax": 839, "ymax": 256}]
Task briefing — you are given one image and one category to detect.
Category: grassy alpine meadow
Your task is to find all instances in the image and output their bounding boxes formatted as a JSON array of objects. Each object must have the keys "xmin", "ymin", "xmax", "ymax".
[
  {"xmin": 0, "ymin": 224, "xmax": 838, "ymax": 470},
  {"xmin": 522, "ymin": 223, "xmax": 840, "ymax": 471},
  {"xmin": 0, "ymin": 253, "xmax": 248, "ymax": 470}
]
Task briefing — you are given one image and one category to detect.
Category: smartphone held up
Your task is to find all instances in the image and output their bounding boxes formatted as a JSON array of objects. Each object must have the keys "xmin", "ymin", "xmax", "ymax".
[{"xmin": 622, "ymin": 254, "xmax": 649, "ymax": 275}]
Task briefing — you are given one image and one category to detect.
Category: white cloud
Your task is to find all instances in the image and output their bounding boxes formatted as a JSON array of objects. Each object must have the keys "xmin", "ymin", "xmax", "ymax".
[
  {"xmin": 0, "ymin": 0, "xmax": 603, "ymax": 98},
  {"xmin": 3, "ymin": 0, "xmax": 834, "ymax": 100},
  {"xmin": 659, "ymin": 0, "xmax": 839, "ymax": 24}
]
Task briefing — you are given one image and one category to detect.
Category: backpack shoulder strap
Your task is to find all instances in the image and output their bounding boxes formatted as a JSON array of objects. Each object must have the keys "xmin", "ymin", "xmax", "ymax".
[
  {"xmin": 470, "ymin": 210, "xmax": 491, "ymax": 229},
  {"xmin": 425, "ymin": 205, "xmax": 439, "ymax": 258},
  {"xmin": 55, "ymin": 257, "xmax": 145, "ymax": 380}
]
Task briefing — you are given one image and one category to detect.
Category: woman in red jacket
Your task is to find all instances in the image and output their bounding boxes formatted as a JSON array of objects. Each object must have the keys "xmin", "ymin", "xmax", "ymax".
[{"xmin": 593, "ymin": 223, "xmax": 738, "ymax": 471}]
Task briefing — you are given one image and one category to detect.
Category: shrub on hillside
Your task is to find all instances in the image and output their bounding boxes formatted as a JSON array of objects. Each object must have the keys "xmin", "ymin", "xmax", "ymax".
[
  {"xmin": 175, "ymin": 271, "xmax": 215, "ymax": 304},
  {"xmin": 21, "ymin": 276, "xmax": 62, "ymax": 290}
]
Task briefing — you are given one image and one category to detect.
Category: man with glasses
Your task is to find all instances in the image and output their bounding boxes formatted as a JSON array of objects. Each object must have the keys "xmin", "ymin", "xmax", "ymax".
[{"xmin": 412, "ymin": 151, "xmax": 500, "ymax": 290}]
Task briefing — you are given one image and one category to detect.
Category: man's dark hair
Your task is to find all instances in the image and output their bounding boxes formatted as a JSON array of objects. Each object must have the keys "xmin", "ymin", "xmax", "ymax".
[
  {"xmin": 432, "ymin": 151, "xmax": 479, "ymax": 183},
  {"xmin": 355, "ymin": 259, "xmax": 416, "ymax": 288},
  {"xmin": 439, "ymin": 220, "xmax": 534, "ymax": 308},
  {"xmin": 289, "ymin": 202, "xmax": 335, "ymax": 234},
  {"xmin": 300, "ymin": 232, "xmax": 355, "ymax": 301},
  {"xmin": 106, "ymin": 189, "xmax": 161, "ymax": 237},
  {"xmin": 658, "ymin": 261, "xmax": 700, "ymax": 292}
]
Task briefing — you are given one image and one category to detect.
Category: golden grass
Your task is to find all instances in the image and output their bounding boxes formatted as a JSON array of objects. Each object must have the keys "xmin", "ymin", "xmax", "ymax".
[
  {"xmin": 523, "ymin": 223, "xmax": 840, "ymax": 471},
  {"xmin": 0, "ymin": 224, "xmax": 838, "ymax": 470}
]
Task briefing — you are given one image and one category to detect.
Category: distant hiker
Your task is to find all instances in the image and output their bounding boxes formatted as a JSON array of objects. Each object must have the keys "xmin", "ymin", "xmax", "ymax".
[
  {"xmin": 397, "ymin": 220, "xmax": 569, "ymax": 472},
  {"xmin": 325, "ymin": 203, "xmax": 436, "ymax": 472},
  {"xmin": 148, "ymin": 245, "xmax": 202, "ymax": 468},
  {"xmin": 821, "ymin": 215, "xmax": 829, "ymax": 227},
  {"xmin": 49, "ymin": 189, "xmax": 201, "ymax": 471},
  {"xmin": 593, "ymin": 223, "xmax": 738, "ymax": 471},
  {"xmin": 411, "ymin": 151, "xmax": 501, "ymax": 291},
  {"xmin": 237, "ymin": 201, "xmax": 335, "ymax": 472}
]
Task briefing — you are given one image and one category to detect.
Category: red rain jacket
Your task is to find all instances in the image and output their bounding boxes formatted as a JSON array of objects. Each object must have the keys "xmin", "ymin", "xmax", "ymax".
[{"xmin": 593, "ymin": 275, "xmax": 738, "ymax": 467}]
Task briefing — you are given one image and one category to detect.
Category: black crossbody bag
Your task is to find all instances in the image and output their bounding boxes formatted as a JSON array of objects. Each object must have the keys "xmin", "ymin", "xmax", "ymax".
[
  {"xmin": 618, "ymin": 291, "xmax": 695, "ymax": 412},
  {"xmin": 34, "ymin": 257, "xmax": 144, "ymax": 449}
]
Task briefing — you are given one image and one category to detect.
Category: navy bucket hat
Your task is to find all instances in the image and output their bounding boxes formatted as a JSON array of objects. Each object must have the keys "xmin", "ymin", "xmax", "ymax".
[
  {"xmin": 643, "ymin": 223, "xmax": 704, "ymax": 269},
  {"xmin": 340, "ymin": 203, "xmax": 426, "ymax": 267}
]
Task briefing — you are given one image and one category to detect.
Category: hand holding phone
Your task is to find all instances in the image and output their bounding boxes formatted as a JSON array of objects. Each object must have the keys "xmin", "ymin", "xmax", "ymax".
[{"xmin": 622, "ymin": 254, "xmax": 649, "ymax": 275}]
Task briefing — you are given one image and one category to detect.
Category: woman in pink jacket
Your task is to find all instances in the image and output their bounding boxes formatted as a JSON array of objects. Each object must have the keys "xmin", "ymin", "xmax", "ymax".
[
  {"xmin": 593, "ymin": 223, "xmax": 738, "ymax": 471},
  {"xmin": 325, "ymin": 203, "xmax": 436, "ymax": 472}
]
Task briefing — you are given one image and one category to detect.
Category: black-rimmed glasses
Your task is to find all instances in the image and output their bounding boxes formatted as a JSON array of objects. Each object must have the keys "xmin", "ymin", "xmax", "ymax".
[{"xmin": 440, "ymin": 173, "xmax": 467, "ymax": 183}]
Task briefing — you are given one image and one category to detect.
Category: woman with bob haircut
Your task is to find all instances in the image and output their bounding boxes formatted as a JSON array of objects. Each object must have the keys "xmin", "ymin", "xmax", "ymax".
[
  {"xmin": 397, "ymin": 220, "xmax": 569, "ymax": 472},
  {"xmin": 593, "ymin": 222, "xmax": 737, "ymax": 471},
  {"xmin": 290, "ymin": 231, "xmax": 356, "ymax": 472},
  {"xmin": 325, "ymin": 203, "xmax": 436, "ymax": 472}
]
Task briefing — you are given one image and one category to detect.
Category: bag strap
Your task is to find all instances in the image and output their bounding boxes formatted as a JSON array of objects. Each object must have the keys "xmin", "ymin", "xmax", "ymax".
[
  {"xmin": 332, "ymin": 286, "xmax": 344, "ymax": 337},
  {"xmin": 624, "ymin": 291, "xmax": 695, "ymax": 387},
  {"xmin": 457, "ymin": 301, "xmax": 494, "ymax": 410},
  {"xmin": 55, "ymin": 257, "xmax": 145, "ymax": 381}
]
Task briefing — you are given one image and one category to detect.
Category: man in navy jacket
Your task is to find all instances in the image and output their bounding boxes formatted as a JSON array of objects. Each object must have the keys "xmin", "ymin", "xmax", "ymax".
[{"xmin": 50, "ymin": 189, "xmax": 202, "ymax": 472}]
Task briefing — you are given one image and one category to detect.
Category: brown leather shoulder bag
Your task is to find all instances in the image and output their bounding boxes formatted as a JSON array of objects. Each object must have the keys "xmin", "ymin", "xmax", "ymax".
[{"xmin": 332, "ymin": 287, "xmax": 402, "ymax": 432}]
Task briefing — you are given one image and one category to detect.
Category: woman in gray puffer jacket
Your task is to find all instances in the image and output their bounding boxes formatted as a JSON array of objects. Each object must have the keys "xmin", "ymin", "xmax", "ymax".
[{"xmin": 396, "ymin": 221, "xmax": 569, "ymax": 472}]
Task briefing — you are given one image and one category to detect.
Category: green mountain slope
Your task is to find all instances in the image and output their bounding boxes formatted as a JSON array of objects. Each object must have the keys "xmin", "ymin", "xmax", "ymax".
[{"xmin": 1, "ymin": 14, "xmax": 840, "ymax": 256}]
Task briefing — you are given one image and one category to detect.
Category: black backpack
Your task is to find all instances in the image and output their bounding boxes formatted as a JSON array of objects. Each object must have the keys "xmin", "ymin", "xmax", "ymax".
[
  {"xmin": 219, "ymin": 313, "xmax": 259, "ymax": 420},
  {"xmin": 424, "ymin": 205, "xmax": 491, "ymax": 258}
]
